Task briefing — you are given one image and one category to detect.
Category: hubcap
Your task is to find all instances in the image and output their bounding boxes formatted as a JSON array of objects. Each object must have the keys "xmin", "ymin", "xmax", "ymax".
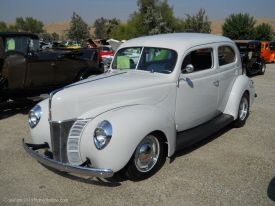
[
  {"xmin": 239, "ymin": 97, "xmax": 248, "ymax": 120},
  {"xmin": 135, "ymin": 135, "xmax": 160, "ymax": 172}
]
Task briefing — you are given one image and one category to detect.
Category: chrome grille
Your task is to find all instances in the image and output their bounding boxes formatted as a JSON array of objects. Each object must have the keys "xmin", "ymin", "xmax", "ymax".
[{"xmin": 50, "ymin": 120, "xmax": 75, "ymax": 163}]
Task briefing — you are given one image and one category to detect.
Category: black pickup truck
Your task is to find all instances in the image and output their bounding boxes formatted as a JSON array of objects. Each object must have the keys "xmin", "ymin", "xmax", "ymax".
[{"xmin": 0, "ymin": 32, "xmax": 103, "ymax": 102}]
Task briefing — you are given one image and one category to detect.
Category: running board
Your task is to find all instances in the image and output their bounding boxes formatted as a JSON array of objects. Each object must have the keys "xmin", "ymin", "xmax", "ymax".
[{"xmin": 176, "ymin": 114, "xmax": 234, "ymax": 151}]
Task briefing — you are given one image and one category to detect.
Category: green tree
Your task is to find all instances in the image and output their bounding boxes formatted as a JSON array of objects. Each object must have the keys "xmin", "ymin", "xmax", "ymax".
[
  {"xmin": 14, "ymin": 17, "xmax": 44, "ymax": 34},
  {"xmin": 93, "ymin": 17, "xmax": 108, "ymax": 39},
  {"xmin": 39, "ymin": 31, "xmax": 52, "ymax": 41},
  {"xmin": 0, "ymin": 21, "xmax": 8, "ymax": 32},
  {"xmin": 67, "ymin": 12, "xmax": 90, "ymax": 43},
  {"xmin": 254, "ymin": 23, "xmax": 275, "ymax": 41},
  {"xmin": 104, "ymin": 18, "xmax": 121, "ymax": 39},
  {"xmin": 222, "ymin": 13, "xmax": 256, "ymax": 40},
  {"xmin": 111, "ymin": 0, "xmax": 187, "ymax": 40},
  {"xmin": 183, "ymin": 8, "xmax": 211, "ymax": 33},
  {"xmin": 52, "ymin": 32, "xmax": 59, "ymax": 40},
  {"xmin": 143, "ymin": 5, "xmax": 171, "ymax": 35}
]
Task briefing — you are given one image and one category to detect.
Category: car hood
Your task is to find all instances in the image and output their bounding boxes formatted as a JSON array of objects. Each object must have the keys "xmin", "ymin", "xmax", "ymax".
[{"xmin": 50, "ymin": 70, "xmax": 172, "ymax": 121}]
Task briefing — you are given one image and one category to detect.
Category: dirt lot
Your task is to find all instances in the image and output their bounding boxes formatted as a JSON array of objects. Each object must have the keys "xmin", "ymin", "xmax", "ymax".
[{"xmin": 1, "ymin": 64, "xmax": 274, "ymax": 206}]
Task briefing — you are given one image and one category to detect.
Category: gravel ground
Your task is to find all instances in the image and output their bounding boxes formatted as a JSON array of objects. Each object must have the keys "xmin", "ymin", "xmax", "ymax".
[{"xmin": 0, "ymin": 64, "xmax": 274, "ymax": 206}]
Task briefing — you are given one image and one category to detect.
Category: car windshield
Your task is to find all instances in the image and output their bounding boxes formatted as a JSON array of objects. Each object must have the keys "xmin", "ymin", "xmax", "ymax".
[
  {"xmin": 111, "ymin": 47, "xmax": 177, "ymax": 74},
  {"xmin": 5, "ymin": 37, "xmax": 40, "ymax": 56}
]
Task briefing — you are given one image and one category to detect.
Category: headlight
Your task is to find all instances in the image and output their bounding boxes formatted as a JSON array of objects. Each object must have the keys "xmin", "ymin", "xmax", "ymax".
[
  {"xmin": 28, "ymin": 105, "xmax": 42, "ymax": 128},
  {"xmin": 94, "ymin": 120, "xmax": 112, "ymax": 150}
]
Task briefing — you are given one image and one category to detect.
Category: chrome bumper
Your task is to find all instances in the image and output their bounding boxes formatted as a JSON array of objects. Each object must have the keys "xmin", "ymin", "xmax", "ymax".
[{"xmin": 22, "ymin": 139, "xmax": 114, "ymax": 178}]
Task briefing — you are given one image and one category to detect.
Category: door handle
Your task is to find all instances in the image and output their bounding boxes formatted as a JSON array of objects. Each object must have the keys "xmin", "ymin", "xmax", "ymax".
[{"xmin": 213, "ymin": 80, "xmax": 219, "ymax": 86}]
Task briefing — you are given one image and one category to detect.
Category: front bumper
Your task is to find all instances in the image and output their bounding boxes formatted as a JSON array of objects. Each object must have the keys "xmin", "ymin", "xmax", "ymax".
[{"xmin": 22, "ymin": 139, "xmax": 114, "ymax": 178}]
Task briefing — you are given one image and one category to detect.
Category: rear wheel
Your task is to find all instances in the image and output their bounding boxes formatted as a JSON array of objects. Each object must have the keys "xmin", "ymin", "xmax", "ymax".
[
  {"xmin": 124, "ymin": 133, "xmax": 165, "ymax": 181},
  {"xmin": 232, "ymin": 92, "xmax": 249, "ymax": 128},
  {"xmin": 258, "ymin": 61, "xmax": 266, "ymax": 75},
  {"xmin": 242, "ymin": 67, "xmax": 250, "ymax": 76}
]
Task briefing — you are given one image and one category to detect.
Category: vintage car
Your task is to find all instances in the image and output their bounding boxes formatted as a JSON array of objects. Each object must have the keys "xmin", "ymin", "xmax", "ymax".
[
  {"xmin": 261, "ymin": 41, "xmax": 275, "ymax": 63},
  {"xmin": 234, "ymin": 40, "xmax": 266, "ymax": 76},
  {"xmin": 23, "ymin": 33, "xmax": 256, "ymax": 181},
  {"xmin": 0, "ymin": 32, "xmax": 103, "ymax": 102}
]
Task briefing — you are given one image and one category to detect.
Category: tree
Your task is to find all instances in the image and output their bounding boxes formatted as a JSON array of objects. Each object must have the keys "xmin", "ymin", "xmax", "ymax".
[
  {"xmin": 0, "ymin": 21, "xmax": 8, "ymax": 32},
  {"xmin": 254, "ymin": 23, "xmax": 275, "ymax": 41},
  {"xmin": 93, "ymin": 17, "xmax": 108, "ymax": 39},
  {"xmin": 183, "ymin": 8, "xmax": 211, "ymax": 33},
  {"xmin": 14, "ymin": 17, "xmax": 44, "ymax": 34},
  {"xmin": 39, "ymin": 31, "xmax": 52, "ymax": 41},
  {"xmin": 222, "ymin": 13, "xmax": 256, "ymax": 40},
  {"xmin": 115, "ymin": 0, "xmax": 180, "ymax": 39},
  {"xmin": 143, "ymin": 5, "xmax": 171, "ymax": 35},
  {"xmin": 104, "ymin": 18, "xmax": 121, "ymax": 39},
  {"xmin": 67, "ymin": 12, "xmax": 90, "ymax": 43},
  {"xmin": 52, "ymin": 32, "xmax": 59, "ymax": 41}
]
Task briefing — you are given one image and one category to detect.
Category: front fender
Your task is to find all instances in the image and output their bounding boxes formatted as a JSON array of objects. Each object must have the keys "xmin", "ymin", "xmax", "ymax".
[
  {"xmin": 223, "ymin": 75, "xmax": 255, "ymax": 119},
  {"xmin": 79, "ymin": 105, "xmax": 176, "ymax": 172}
]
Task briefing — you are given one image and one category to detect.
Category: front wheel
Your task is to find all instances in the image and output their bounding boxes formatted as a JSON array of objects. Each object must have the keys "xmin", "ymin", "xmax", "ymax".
[
  {"xmin": 232, "ymin": 92, "xmax": 249, "ymax": 128},
  {"xmin": 124, "ymin": 133, "xmax": 165, "ymax": 181}
]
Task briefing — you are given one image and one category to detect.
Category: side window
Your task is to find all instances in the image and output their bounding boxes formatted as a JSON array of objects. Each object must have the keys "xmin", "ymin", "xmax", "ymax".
[
  {"xmin": 218, "ymin": 46, "xmax": 235, "ymax": 66},
  {"xmin": 181, "ymin": 48, "xmax": 213, "ymax": 72}
]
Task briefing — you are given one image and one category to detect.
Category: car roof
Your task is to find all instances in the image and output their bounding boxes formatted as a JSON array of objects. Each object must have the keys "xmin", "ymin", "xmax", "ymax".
[
  {"xmin": 120, "ymin": 33, "xmax": 234, "ymax": 51},
  {"xmin": 0, "ymin": 32, "xmax": 39, "ymax": 39},
  {"xmin": 234, "ymin": 40, "xmax": 261, "ymax": 44}
]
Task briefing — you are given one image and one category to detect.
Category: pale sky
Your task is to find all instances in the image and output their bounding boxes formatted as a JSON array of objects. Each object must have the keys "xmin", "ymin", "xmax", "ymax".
[{"xmin": 0, "ymin": 0, "xmax": 274, "ymax": 25}]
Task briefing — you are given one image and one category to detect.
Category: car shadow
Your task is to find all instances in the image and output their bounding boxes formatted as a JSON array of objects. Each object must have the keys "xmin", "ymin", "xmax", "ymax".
[
  {"xmin": 169, "ymin": 125, "xmax": 233, "ymax": 163},
  {"xmin": 267, "ymin": 177, "xmax": 275, "ymax": 202},
  {"xmin": 0, "ymin": 100, "xmax": 37, "ymax": 120}
]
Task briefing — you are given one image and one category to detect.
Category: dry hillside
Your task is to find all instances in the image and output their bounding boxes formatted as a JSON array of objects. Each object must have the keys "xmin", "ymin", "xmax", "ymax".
[{"xmin": 5, "ymin": 17, "xmax": 275, "ymax": 38}]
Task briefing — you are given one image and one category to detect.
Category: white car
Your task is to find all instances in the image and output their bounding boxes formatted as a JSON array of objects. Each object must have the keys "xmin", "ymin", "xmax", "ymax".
[{"xmin": 23, "ymin": 33, "xmax": 256, "ymax": 181}]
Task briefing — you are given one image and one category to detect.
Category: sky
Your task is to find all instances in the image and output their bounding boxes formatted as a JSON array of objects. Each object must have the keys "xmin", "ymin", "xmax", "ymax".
[{"xmin": 0, "ymin": 0, "xmax": 274, "ymax": 25}]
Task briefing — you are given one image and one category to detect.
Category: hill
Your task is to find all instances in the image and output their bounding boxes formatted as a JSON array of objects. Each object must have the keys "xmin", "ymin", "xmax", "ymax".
[{"xmin": 5, "ymin": 17, "xmax": 275, "ymax": 38}]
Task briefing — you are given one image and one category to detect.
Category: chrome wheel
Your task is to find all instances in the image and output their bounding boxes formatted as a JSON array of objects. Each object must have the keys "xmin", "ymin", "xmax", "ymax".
[
  {"xmin": 134, "ymin": 135, "xmax": 160, "ymax": 173},
  {"xmin": 238, "ymin": 96, "xmax": 248, "ymax": 120},
  {"xmin": 233, "ymin": 92, "xmax": 249, "ymax": 128}
]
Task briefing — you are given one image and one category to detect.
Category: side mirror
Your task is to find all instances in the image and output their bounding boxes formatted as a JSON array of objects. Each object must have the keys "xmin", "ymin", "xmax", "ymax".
[{"xmin": 182, "ymin": 64, "xmax": 194, "ymax": 73}]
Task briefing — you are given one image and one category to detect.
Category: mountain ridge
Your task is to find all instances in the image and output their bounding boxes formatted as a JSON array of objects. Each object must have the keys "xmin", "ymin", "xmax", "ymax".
[{"xmin": 5, "ymin": 17, "xmax": 275, "ymax": 38}]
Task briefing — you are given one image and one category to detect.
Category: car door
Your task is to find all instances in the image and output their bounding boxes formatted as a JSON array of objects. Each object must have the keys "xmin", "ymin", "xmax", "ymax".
[
  {"xmin": 25, "ymin": 58, "xmax": 55, "ymax": 87},
  {"xmin": 175, "ymin": 46, "xmax": 220, "ymax": 131},
  {"xmin": 217, "ymin": 44, "xmax": 239, "ymax": 112}
]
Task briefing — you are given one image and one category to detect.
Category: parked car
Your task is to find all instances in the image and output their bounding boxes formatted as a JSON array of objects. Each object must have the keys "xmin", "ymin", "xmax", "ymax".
[
  {"xmin": 234, "ymin": 40, "xmax": 266, "ymax": 75},
  {"xmin": 23, "ymin": 33, "xmax": 256, "ymax": 181},
  {"xmin": 97, "ymin": 45, "xmax": 115, "ymax": 71},
  {"xmin": 0, "ymin": 32, "xmax": 103, "ymax": 102},
  {"xmin": 261, "ymin": 41, "xmax": 275, "ymax": 63}
]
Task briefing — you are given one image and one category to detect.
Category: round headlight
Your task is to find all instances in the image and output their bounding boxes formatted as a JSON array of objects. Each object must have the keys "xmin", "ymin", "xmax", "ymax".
[
  {"xmin": 28, "ymin": 105, "xmax": 42, "ymax": 128},
  {"xmin": 94, "ymin": 120, "xmax": 112, "ymax": 150}
]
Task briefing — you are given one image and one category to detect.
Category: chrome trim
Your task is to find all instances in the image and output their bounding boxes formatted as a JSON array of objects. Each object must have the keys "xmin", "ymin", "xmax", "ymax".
[
  {"xmin": 28, "ymin": 105, "xmax": 42, "ymax": 128},
  {"xmin": 50, "ymin": 120, "xmax": 76, "ymax": 163},
  {"xmin": 49, "ymin": 118, "xmax": 93, "ymax": 124},
  {"xmin": 49, "ymin": 88, "xmax": 64, "ymax": 121},
  {"xmin": 94, "ymin": 120, "xmax": 113, "ymax": 150},
  {"xmin": 22, "ymin": 139, "xmax": 114, "ymax": 178},
  {"xmin": 67, "ymin": 119, "xmax": 90, "ymax": 165}
]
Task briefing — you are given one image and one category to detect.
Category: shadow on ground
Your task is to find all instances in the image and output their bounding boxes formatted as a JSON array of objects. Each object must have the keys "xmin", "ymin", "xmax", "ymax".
[{"xmin": 0, "ymin": 100, "xmax": 37, "ymax": 120}]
